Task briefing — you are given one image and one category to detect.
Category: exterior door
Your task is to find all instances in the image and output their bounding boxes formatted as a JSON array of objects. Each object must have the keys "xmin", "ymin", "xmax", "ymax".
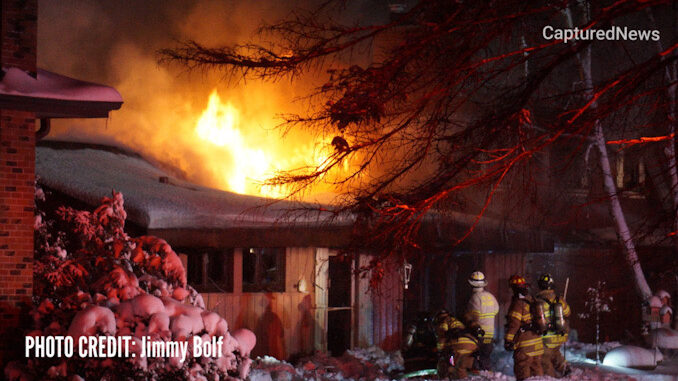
[
  {"xmin": 327, "ymin": 254, "xmax": 353, "ymax": 356},
  {"xmin": 314, "ymin": 249, "xmax": 354, "ymax": 355}
]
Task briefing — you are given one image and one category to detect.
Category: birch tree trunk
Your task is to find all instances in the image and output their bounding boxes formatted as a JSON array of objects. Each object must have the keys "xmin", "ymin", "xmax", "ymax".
[
  {"xmin": 566, "ymin": 2, "xmax": 652, "ymax": 301},
  {"xmin": 591, "ymin": 119, "xmax": 653, "ymax": 301}
]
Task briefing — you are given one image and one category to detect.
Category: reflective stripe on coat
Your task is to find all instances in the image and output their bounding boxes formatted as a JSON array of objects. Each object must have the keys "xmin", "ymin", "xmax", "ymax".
[
  {"xmin": 465, "ymin": 289, "xmax": 499, "ymax": 343},
  {"xmin": 505, "ymin": 297, "xmax": 544, "ymax": 357}
]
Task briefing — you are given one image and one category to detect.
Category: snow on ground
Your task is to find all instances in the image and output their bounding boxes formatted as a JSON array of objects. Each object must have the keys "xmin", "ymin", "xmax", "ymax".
[
  {"xmin": 246, "ymin": 343, "xmax": 678, "ymax": 381},
  {"xmin": 648, "ymin": 328, "xmax": 678, "ymax": 349},
  {"xmin": 249, "ymin": 347, "xmax": 403, "ymax": 381},
  {"xmin": 565, "ymin": 341, "xmax": 622, "ymax": 363}
]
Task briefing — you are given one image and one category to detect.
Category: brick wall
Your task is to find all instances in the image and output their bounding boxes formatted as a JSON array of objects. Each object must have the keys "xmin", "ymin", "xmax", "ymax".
[
  {"xmin": 0, "ymin": 111, "xmax": 35, "ymax": 365},
  {"xmin": 1, "ymin": 0, "xmax": 38, "ymax": 74},
  {"xmin": 0, "ymin": 0, "xmax": 37, "ymax": 367}
]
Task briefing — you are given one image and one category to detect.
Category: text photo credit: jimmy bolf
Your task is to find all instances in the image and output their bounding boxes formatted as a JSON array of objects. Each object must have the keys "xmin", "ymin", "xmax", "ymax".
[{"xmin": 25, "ymin": 335, "xmax": 226, "ymax": 364}]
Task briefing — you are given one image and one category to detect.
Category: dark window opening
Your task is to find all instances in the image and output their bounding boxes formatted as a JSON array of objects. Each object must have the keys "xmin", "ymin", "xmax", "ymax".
[
  {"xmin": 327, "ymin": 255, "xmax": 353, "ymax": 356},
  {"xmin": 328, "ymin": 255, "xmax": 352, "ymax": 307},
  {"xmin": 622, "ymin": 151, "xmax": 644, "ymax": 190},
  {"xmin": 242, "ymin": 247, "xmax": 286, "ymax": 292},
  {"xmin": 184, "ymin": 248, "xmax": 234, "ymax": 293},
  {"xmin": 187, "ymin": 253, "xmax": 204, "ymax": 286}
]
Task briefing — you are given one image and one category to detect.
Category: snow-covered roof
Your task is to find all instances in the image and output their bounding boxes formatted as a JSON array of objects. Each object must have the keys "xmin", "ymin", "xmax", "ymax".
[
  {"xmin": 0, "ymin": 67, "xmax": 122, "ymax": 118},
  {"xmin": 36, "ymin": 142, "xmax": 349, "ymax": 231}
]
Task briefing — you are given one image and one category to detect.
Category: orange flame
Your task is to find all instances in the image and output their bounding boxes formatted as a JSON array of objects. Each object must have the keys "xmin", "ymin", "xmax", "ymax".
[
  {"xmin": 195, "ymin": 91, "xmax": 270, "ymax": 195},
  {"xmin": 194, "ymin": 89, "xmax": 334, "ymax": 198},
  {"xmin": 48, "ymin": 45, "xmax": 347, "ymax": 201}
]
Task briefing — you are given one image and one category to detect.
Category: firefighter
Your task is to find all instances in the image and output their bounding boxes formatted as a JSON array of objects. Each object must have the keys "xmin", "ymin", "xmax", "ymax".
[
  {"xmin": 504, "ymin": 275, "xmax": 544, "ymax": 381},
  {"xmin": 464, "ymin": 270, "xmax": 499, "ymax": 370},
  {"xmin": 403, "ymin": 311, "xmax": 437, "ymax": 370},
  {"xmin": 434, "ymin": 309, "xmax": 480, "ymax": 379},
  {"xmin": 536, "ymin": 273, "xmax": 572, "ymax": 378},
  {"xmin": 655, "ymin": 289, "xmax": 673, "ymax": 328}
]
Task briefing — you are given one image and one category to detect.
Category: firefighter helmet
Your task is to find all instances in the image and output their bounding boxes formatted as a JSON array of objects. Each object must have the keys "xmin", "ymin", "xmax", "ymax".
[
  {"xmin": 538, "ymin": 273, "xmax": 554, "ymax": 290},
  {"xmin": 509, "ymin": 274, "xmax": 529, "ymax": 295},
  {"xmin": 656, "ymin": 289, "xmax": 671, "ymax": 303},
  {"xmin": 434, "ymin": 309, "xmax": 451, "ymax": 326},
  {"xmin": 468, "ymin": 271, "xmax": 487, "ymax": 288},
  {"xmin": 650, "ymin": 295, "xmax": 663, "ymax": 308},
  {"xmin": 509, "ymin": 274, "xmax": 527, "ymax": 287}
]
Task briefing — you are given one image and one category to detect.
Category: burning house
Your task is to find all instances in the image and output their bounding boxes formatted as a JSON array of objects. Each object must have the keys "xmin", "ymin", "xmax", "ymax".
[
  {"xmin": 4, "ymin": 2, "xmax": 678, "ymax": 375},
  {"xmin": 35, "ymin": 140, "xmax": 404, "ymax": 360},
  {"xmin": 32, "ymin": 133, "xmax": 675, "ymax": 361}
]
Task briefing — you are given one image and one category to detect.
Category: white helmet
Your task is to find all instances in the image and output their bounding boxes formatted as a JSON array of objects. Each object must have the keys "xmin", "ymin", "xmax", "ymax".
[
  {"xmin": 650, "ymin": 295, "xmax": 663, "ymax": 308},
  {"xmin": 468, "ymin": 271, "xmax": 487, "ymax": 288},
  {"xmin": 655, "ymin": 289, "xmax": 671, "ymax": 302}
]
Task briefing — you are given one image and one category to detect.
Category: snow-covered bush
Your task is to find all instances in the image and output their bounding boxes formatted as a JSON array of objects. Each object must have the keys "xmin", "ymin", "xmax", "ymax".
[
  {"xmin": 5, "ymin": 189, "xmax": 254, "ymax": 380},
  {"xmin": 602, "ymin": 345, "xmax": 663, "ymax": 369}
]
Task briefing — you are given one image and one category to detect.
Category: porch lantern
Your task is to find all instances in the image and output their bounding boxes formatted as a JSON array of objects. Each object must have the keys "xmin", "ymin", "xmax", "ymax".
[
  {"xmin": 402, "ymin": 260, "xmax": 412, "ymax": 289},
  {"xmin": 296, "ymin": 277, "xmax": 309, "ymax": 293}
]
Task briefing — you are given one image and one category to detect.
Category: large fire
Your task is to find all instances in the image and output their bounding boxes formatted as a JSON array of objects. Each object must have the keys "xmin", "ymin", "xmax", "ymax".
[
  {"xmin": 194, "ymin": 89, "xmax": 332, "ymax": 198},
  {"xmin": 43, "ymin": 7, "xmax": 349, "ymax": 202}
]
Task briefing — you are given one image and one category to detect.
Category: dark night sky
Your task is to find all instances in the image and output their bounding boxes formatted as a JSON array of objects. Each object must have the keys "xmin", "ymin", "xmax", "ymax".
[{"xmin": 37, "ymin": 0, "xmax": 390, "ymax": 84}]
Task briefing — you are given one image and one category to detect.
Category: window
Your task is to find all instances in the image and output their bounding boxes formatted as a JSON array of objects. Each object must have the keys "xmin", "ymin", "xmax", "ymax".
[
  {"xmin": 185, "ymin": 248, "xmax": 234, "ymax": 292},
  {"xmin": 242, "ymin": 247, "xmax": 286, "ymax": 292},
  {"xmin": 621, "ymin": 151, "xmax": 645, "ymax": 190}
]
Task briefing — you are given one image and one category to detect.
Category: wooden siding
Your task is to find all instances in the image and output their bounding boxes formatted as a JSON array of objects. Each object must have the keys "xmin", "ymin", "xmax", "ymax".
[
  {"xmin": 482, "ymin": 252, "xmax": 526, "ymax": 341},
  {"xmin": 202, "ymin": 247, "xmax": 316, "ymax": 359},
  {"xmin": 356, "ymin": 254, "xmax": 374, "ymax": 348},
  {"xmin": 200, "ymin": 247, "xmax": 404, "ymax": 359},
  {"xmin": 153, "ymin": 227, "xmax": 353, "ymax": 249},
  {"xmin": 401, "ymin": 251, "xmax": 526, "ymax": 343},
  {"xmin": 371, "ymin": 255, "xmax": 404, "ymax": 351},
  {"xmin": 527, "ymin": 245, "xmax": 644, "ymax": 343}
]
